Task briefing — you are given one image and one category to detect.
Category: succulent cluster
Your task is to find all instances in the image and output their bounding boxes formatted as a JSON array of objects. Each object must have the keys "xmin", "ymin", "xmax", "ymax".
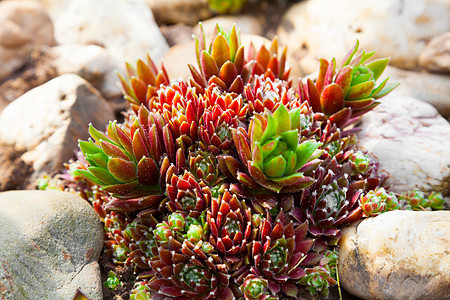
[{"xmin": 50, "ymin": 24, "xmax": 405, "ymax": 299}]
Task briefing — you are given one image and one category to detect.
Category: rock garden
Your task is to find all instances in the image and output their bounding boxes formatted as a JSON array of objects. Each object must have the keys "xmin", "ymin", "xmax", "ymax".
[{"xmin": 0, "ymin": 0, "xmax": 449, "ymax": 299}]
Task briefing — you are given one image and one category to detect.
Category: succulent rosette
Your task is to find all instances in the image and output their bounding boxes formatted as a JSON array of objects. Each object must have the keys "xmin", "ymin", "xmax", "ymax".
[
  {"xmin": 250, "ymin": 211, "xmax": 317, "ymax": 297},
  {"xmin": 189, "ymin": 24, "xmax": 245, "ymax": 95},
  {"xmin": 360, "ymin": 187, "xmax": 399, "ymax": 217},
  {"xmin": 244, "ymin": 75, "xmax": 296, "ymax": 115},
  {"xmin": 294, "ymin": 159, "xmax": 365, "ymax": 239},
  {"xmin": 240, "ymin": 274, "xmax": 278, "ymax": 300},
  {"xmin": 186, "ymin": 148, "xmax": 223, "ymax": 187},
  {"xmin": 206, "ymin": 190, "xmax": 253, "ymax": 274},
  {"xmin": 148, "ymin": 213, "xmax": 234, "ymax": 299},
  {"xmin": 222, "ymin": 103, "xmax": 321, "ymax": 193},
  {"xmin": 299, "ymin": 40, "xmax": 399, "ymax": 128},
  {"xmin": 76, "ymin": 108, "xmax": 176, "ymax": 212},
  {"xmin": 117, "ymin": 54, "xmax": 170, "ymax": 113},
  {"xmin": 166, "ymin": 170, "xmax": 212, "ymax": 218},
  {"xmin": 399, "ymin": 189, "xmax": 445, "ymax": 211}
]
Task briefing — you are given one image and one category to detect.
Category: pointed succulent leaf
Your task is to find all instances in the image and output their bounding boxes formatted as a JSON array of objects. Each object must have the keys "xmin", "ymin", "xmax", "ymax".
[
  {"xmin": 85, "ymin": 153, "xmax": 109, "ymax": 169},
  {"xmin": 252, "ymin": 141, "xmax": 264, "ymax": 169},
  {"xmin": 261, "ymin": 139, "xmax": 279, "ymax": 159},
  {"xmin": 259, "ymin": 114, "xmax": 278, "ymax": 146},
  {"xmin": 263, "ymin": 155, "xmax": 286, "ymax": 178},
  {"xmin": 341, "ymin": 40, "xmax": 359, "ymax": 67},
  {"xmin": 273, "ymin": 104, "xmax": 290, "ymax": 135},
  {"xmin": 366, "ymin": 57, "xmax": 390, "ymax": 80},
  {"xmin": 137, "ymin": 156, "xmax": 159, "ymax": 186},
  {"xmin": 280, "ymin": 130, "xmax": 299, "ymax": 150},
  {"xmin": 136, "ymin": 59, "xmax": 156, "ymax": 86},
  {"xmin": 346, "ymin": 80, "xmax": 374, "ymax": 100},
  {"xmin": 334, "ymin": 65, "xmax": 353, "ymax": 95},
  {"xmin": 306, "ymin": 78, "xmax": 322, "ymax": 113},
  {"xmin": 89, "ymin": 124, "xmax": 117, "ymax": 145},
  {"xmin": 101, "ymin": 140, "xmax": 129, "ymax": 160},
  {"xmin": 372, "ymin": 82, "xmax": 400, "ymax": 99},
  {"xmin": 200, "ymin": 51, "xmax": 219, "ymax": 80},
  {"xmin": 211, "ymin": 34, "xmax": 231, "ymax": 68},
  {"xmin": 316, "ymin": 58, "xmax": 329, "ymax": 94},
  {"xmin": 108, "ymin": 158, "xmax": 137, "ymax": 183},
  {"xmin": 219, "ymin": 61, "xmax": 238, "ymax": 88},
  {"xmin": 344, "ymin": 98, "xmax": 375, "ymax": 110},
  {"xmin": 79, "ymin": 140, "xmax": 102, "ymax": 156},
  {"xmin": 295, "ymin": 141, "xmax": 321, "ymax": 171},
  {"xmin": 320, "ymin": 83, "xmax": 344, "ymax": 116}
]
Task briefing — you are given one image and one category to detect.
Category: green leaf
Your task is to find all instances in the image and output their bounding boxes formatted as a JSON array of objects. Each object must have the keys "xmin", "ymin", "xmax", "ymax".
[
  {"xmin": 295, "ymin": 141, "xmax": 322, "ymax": 171},
  {"xmin": 340, "ymin": 40, "xmax": 359, "ymax": 68},
  {"xmin": 280, "ymin": 130, "xmax": 299, "ymax": 150},
  {"xmin": 261, "ymin": 138, "xmax": 279, "ymax": 159},
  {"xmin": 79, "ymin": 140, "xmax": 101, "ymax": 156},
  {"xmin": 283, "ymin": 151, "xmax": 297, "ymax": 175},
  {"xmin": 372, "ymin": 82, "xmax": 400, "ymax": 99},
  {"xmin": 85, "ymin": 153, "xmax": 108, "ymax": 169},
  {"xmin": 75, "ymin": 169, "xmax": 108, "ymax": 186},
  {"xmin": 273, "ymin": 104, "xmax": 290, "ymax": 135},
  {"xmin": 252, "ymin": 142, "xmax": 264, "ymax": 169},
  {"xmin": 289, "ymin": 108, "xmax": 301, "ymax": 131},
  {"xmin": 87, "ymin": 167, "xmax": 121, "ymax": 185},
  {"xmin": 346, "ymin": 80, "xmax": 374, "ymax": 100},
  {"xmin": 260, "ymin": 114, "xmax": 278, "ymax": 146},
  {"xmin": 366, "ymin": 57, "xmax": 389, "ymax": 81},
  {"xmin": 263, "ymin": 155, "xmax": 286, "ymax": 178},
  {"xmin": 89, "ymin": 124, "xmax": 118, "ymax": 145}
]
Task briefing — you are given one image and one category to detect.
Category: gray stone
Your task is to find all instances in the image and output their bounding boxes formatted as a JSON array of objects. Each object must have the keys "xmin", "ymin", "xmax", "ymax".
[
  {"xmin": 419, "ymin": 31, "xmax": 450, "ymax": 74},
  {"xmin": 46, "ymin": 0, "xmax": 168, "ymax": 64},
  {"xmin": 356, "ymin": 95, "xmax": 450, "ymax": 196},
  {"xmin": 0, "ymin": 74, "xmax": 114, "ymax": 181},
  {"xmin": 384, "ymin": 66, "xmax": 450, "ymax": 120},
  {"xmin": 339, "ymin": 210, "xmax": 450, "ymax": 300},
  {"xmin": 277, "ymin": 0, "xmax": 450, "ymax": 74},
  {"xmin": 147, "ymin": 0, "xmax": 212, "ymax": 26},
  {"xmin": 0, "ymin": 0, "xmax": 55, "ymax": 81},
  {"xmin": 0, "ymin": 190, "xmax": 103, "ymax": 299},
  {"xmin": 47, "ymin": 44, "xmax": 122, "ymax": 98}
]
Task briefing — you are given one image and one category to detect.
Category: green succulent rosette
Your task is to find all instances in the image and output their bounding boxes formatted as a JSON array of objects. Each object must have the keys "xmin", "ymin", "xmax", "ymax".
[{"xmin": 230, "ymin": 103, "xmax": 322, "ymax": 193}]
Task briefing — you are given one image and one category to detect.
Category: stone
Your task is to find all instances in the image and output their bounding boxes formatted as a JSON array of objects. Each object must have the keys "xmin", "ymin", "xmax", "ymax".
[
  {"xmin": 277, "ymin": 0, "xmax": 450, "ymax": 74},
  {"xmin": 384, "ymin": 66, "xmax": 450, "ymax": 120},
  {"xmin": 0, "ymin": 190, "xmax": 103, "ymax": 299},
  {"xmin": 0, "ymin": 0, "xmax": 55, "ymax": 81},
  {"xmin": 46, "ymin": 0, "xmax": 168, "ymax": 65},
  {"xmin": 356, "ymin": 95, "xmax": 450, "ymax": 196},
  {"xmin": 339, "ymin": 210, "xmax": 450, "ymax": 299},
  {"xmin": 147, "ymin": 0, "xmax": 213, "ymax": 26},
  {"xmin": 0, "ymin": 74, "xmax": 114, "ymax": 182},
  {"xmin": 419, "ymin": 31, "xmax": 450, "ymax": 74},
  {"xmin": 193, "ymin": 15, "xmax": 264, "ymax": 37},
  {"xmin": 47, "ymin": 44, "xmax": 122, "ymax": 98}
]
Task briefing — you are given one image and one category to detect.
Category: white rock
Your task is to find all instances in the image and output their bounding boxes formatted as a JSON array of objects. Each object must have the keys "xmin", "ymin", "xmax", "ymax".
[
  {"xmin": 0, "ymin": 0, "xmax": 55, "ymax": 81},
  {"xmin": 0, "ymin": 74, "xmax": 114, "ymax": 179},
  {"xmin": 47, "ymin": 0, "xmax": 168, "ymax": 65},
  {"xmin": 339, "ymin": 210, "xmax": 450, "ymax": 300},
  {"xmin": 277, "ymin": 0, "xmax": 450, "ymax": 74},
  {"xmin": 47, "ymin": 44, "xmax": 122, "ymax": 98},
  {"xmin": 356, "ymin": 95, "xmax": 450, "ymax": 195},
  {"xmin": 0, "ymin": 190, "xmax": 103, "ymax": 299},
  {"xmin": 384, "ymin": 66, "xmax": 450, "ymax": 119},
  {"xmin": 419, "ymin": 31, "xmax": 450, "ymax": 74}
]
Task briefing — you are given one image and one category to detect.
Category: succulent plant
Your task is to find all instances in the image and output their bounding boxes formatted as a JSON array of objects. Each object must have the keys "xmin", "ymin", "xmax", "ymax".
[
  {"xmin": 240, "ymin": 274, "xmax": 278, "ymax": 300},
  {"xmin": 190, "ymin": 24, "xmax": 245, "ymax": 94},
  {"xmin": 360, "ymin": 187, "xmax": 399, "ymax": 217},
  {"xmin": 104, "ymin": 271, "xmax": 121, "ymax": 291},
  {"xmin": 299, "ymin": 40, "xmax": 399, "ymax": 128},
  {"xmin": 221, "ymin": 103, "xmax": 322, "ymax": 193},
  {"xmin": 49, "ymin": 22, "xmax": 416, "ymax": 300},
  {"xmin": 250, "ymin": 211, "xmax": 317, "ymax": 297},
  {"xmin": 117, "ymin": 54, "xmax": 170, "ymax": 113},
  {"xmin": 399, "ymin": 189, "xmax": 445, "ymax": 211}
]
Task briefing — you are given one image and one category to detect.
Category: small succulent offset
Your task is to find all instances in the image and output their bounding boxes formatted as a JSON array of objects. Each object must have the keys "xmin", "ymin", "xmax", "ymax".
[{"xmin": 50, "ymin": 23, "xmax": 418, "ymax": 299}]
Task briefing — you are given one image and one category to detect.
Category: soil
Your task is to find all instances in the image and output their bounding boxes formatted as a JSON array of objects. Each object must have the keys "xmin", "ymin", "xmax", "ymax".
[{"xmin": 0, "ymin": 144, "xmax": 33, "ymax": 191}]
